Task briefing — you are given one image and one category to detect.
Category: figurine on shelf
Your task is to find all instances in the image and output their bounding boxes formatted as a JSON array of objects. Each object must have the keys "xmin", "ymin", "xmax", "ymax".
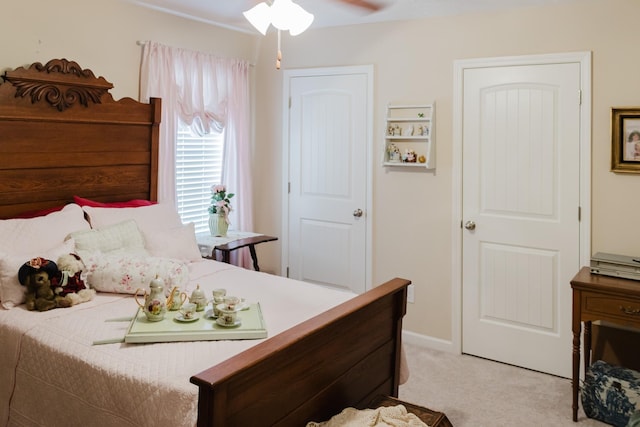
[
  {"xmin": 405, "ymin": 125, "xmax": 414, "ymax": 136},
  {"xmin": 403, "ymin": 149, "xmax": 417, "ymax": 163},
  {"xmin": 387, "ymin": 143, "xmax": 401, "ymax": 162}
]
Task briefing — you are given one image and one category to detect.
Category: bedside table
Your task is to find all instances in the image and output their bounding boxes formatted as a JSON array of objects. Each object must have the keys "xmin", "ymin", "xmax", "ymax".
[
  {"xmin": 570, "ymin": 267, "xmax": 640, "ymax": 421},
  {"xmin": 196, "ymin": 232, "xmax": 278, "ymax": 271}
]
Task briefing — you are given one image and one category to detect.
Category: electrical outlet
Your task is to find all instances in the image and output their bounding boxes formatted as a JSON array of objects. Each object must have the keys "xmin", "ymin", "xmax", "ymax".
[{"xmin": 407, "ymin": 284, "xmax": 415, "ymax": 303}]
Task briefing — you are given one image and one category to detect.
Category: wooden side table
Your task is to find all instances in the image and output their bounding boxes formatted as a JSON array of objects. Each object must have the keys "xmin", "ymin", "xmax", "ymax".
[
  {"xmin": 196, "ymin": 232, "xmax": 278, "ymax": 271},
  {"xmin": 570, "ymin": 267, "xmax": 640, "ymax": 421}
]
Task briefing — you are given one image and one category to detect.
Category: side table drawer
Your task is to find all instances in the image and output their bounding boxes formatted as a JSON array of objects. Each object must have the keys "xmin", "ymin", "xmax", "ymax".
[{"xmin": 583, "ymin": 292, "xmax": 640, "ymax": 327}]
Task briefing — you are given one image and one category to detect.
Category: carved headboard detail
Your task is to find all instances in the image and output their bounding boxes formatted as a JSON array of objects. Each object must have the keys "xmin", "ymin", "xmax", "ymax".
[
  {"xmin": 2, "ymin": 58, "xmax": 114, "ymax": 111},
  {"xmin": 0, "ymin": 58, "xmax": 160, "ymax": 219}
]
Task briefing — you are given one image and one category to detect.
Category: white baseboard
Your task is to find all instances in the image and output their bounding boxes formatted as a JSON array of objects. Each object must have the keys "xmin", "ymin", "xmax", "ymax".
[{"xmin": 402, "ymin": 329, "xmax": 456, "ymax": 354}]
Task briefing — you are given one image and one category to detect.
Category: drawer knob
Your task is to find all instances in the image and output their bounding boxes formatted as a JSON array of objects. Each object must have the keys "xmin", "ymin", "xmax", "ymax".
[{"xmin": 619, "ymin": 305, "xmax": 640, "ymax": 315}]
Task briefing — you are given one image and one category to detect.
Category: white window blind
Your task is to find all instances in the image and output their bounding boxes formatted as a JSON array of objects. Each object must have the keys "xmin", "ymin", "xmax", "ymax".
[{"xmin": 175, "ymin": 123, "xmax": 225, "ymax": 234}]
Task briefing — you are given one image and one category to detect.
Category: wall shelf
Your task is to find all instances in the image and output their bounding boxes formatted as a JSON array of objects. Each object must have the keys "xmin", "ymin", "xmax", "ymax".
[{"xmin": 383, "ymin": 103, "xmax": 435, "ymax": 169}]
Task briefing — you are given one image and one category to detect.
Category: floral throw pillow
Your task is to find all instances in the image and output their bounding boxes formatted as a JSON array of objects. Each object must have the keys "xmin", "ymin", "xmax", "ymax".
[{"xmin": 82, "ymin": 253, "xmax": 189, "ymax": 295}]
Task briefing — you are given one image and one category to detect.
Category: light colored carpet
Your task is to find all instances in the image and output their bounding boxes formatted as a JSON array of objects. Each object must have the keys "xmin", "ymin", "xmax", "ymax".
[{"xmin": 398, "ymin": 343, "xmax": 607, "ymax": 426}]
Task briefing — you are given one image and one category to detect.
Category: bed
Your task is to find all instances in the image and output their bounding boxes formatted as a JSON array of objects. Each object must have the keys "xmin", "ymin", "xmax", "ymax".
[{"xmin": 0, "ymin": 59, "xmax": 410, "ymax": 427}]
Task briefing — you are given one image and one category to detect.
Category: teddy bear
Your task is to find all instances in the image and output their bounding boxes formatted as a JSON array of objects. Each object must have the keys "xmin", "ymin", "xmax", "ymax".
[
  {"xmin": 27, "ymin": 270, "xmax": 65, "ymax": 311},
  {"xmin": 19, "ymin": 258, "xmax": 70, "ymax": 311},
  {"xmin": 51, "ymin": 253, "xmax": 95, "ymax": 305},
  {"xmin": 403, "ymin": 149, "xmax": 417, "ymax": 163},
  {"xmin": 18, "ymin": 255, "xmax": 95, "ymax": 311}
]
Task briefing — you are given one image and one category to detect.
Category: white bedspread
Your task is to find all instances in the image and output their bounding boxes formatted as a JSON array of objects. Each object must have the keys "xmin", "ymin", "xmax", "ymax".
[{"xmin": 0, "ymin": 260, "xmax": 355, "ymax": 427}]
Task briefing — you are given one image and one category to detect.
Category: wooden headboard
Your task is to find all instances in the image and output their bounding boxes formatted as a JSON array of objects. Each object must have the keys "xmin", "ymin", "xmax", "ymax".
[{"xmin": 0, "ymin": 59, "xmax": 161, "ymax": 219}]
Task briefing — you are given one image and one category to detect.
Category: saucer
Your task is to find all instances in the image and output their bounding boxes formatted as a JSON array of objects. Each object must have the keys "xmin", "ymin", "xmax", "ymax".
[
  {"xmin": 216, "ymin": 317, "xmax": 241, "ymax": 328},
  {"xmin": 175, "ymin": 313, "xmax": 199, "ymax": 322},
  {"xmin": 216, "ymin": 301, "xmax": 250, "ymax": 312},
  {"xmin": 204, "ymin": 309, "xmax": 218, "ymax": 319}
]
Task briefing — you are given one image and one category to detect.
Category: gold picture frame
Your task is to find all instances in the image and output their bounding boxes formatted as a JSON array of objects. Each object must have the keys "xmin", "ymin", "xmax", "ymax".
[{"xmin": 611, "ymin": 107, "xmax": 640, "ymax": 173}]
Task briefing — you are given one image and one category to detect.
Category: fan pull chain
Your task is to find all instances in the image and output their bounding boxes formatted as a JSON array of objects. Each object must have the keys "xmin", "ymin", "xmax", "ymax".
[{"xmin": 276, "ymin": 29, "xmax": 282, "ymax": 70}]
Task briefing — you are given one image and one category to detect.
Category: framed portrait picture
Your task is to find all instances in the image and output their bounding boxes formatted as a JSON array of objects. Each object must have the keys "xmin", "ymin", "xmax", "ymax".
[{"xmin": 611, "ymin": 107, "xmax": 640, "ymax": 173}]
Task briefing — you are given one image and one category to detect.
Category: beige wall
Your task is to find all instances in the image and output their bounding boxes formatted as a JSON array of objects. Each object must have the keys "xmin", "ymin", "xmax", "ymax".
[
  {"xmin": 1, "ymin": 0, "xmax": 257, "ymax": 100},
  {"xmin": 3, "ymin": 0, "xmax": 640, "ymax": 345},
  {"xmin": 251, "ymin": 0, "xmax": 640, "ymax": 342}
]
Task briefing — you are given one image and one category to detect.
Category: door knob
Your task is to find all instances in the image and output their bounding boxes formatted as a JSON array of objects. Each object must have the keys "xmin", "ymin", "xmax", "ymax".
[
  {"xmin": 353, "ymin": 209, "xmax": 363, "ymax": 218},
  {"xmin": 464, "ymin": 220, "xmax": 476, "ymax": 230}
]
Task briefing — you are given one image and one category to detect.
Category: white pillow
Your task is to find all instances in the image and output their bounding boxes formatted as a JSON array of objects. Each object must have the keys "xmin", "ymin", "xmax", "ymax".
[
  {"xmin": 82, "ymin": 253, "xmax": 189, "ymax": 295},
  {"xmin": 145, "ymin": 223, "xmax": 202, "ymax": 262},
  {"xmin": 0, "ymin": 204, "xmax": 89, "ymax": 254},
  {"xmin": 0, "ymin": 239, "xmax": 76, "ymax": 309},
  {"xmin": 82, "ymin": 204, "xmax": 182, "ymax": 239},
  {"xmin": 70, "ymin": 220, "xmax": 148, "ymax": 260}
]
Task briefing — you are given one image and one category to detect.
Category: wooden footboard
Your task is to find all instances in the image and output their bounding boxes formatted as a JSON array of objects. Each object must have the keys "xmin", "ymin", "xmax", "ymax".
[{"xmin": 191, "ymin": 277, "xmax": 410, "ymax": 427}]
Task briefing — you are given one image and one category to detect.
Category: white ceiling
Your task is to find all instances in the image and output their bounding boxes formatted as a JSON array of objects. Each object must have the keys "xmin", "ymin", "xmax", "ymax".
[{"xmin": 128, "ymin": 0, "xmax": 574, "ymax": 34}]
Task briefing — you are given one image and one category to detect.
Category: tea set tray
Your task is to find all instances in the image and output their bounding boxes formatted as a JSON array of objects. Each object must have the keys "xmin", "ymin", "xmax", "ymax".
[{"xmin": 124, "ymin": 303, "xmax": 267, "ymax": 343}]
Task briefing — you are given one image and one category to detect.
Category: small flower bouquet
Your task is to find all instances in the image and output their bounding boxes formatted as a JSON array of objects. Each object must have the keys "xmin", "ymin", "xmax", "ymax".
[{"xmin": 208, "ymin": 185, "xmax": 234, "ymax": 219}]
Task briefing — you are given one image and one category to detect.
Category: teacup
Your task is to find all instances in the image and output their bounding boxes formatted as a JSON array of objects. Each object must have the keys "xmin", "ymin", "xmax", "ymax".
[
  {"xmin": 223, "ymin": 296, "xmax": 240, "ymax": 310},
  {"xmin": 213, "ymin": 303, "xmax": 224, "ymax": 318},
  {"xmin": 219, "ymin": 307, "xmax": 237, "ymax": 326},
  {"xmin": 212, "ymin": 288, "xmax": 227, "ymax": 305},
  {"xmin": 180, "ymin": 302, "xmax": 197, "ymax": 320}
]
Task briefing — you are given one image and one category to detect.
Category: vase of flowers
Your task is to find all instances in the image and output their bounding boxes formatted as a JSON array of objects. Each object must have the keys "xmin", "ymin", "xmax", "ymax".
[{"xmin": 208, "ymin": 184, "xmax": 234, "ymax": 237}]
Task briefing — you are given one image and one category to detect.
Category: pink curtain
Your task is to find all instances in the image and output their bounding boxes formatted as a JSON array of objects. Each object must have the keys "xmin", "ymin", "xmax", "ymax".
[{"xmin": 139, "ymin": 42, "xmax": 254, "ymax": 268}]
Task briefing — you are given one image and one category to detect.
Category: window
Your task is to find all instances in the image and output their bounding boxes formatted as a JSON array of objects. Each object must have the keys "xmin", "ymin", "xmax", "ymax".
[{"xmin": 175, "ymin": 122, "xmax": 225, "ymax": 234}]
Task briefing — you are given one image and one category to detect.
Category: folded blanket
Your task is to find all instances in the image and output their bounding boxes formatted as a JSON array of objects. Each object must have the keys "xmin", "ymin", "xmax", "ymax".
[{"xmin": 307, "ymin": 404, "xmax": 428, "ymax": 427}]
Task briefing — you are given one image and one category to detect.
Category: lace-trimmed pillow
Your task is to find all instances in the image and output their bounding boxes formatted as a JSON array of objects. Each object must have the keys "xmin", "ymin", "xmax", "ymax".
[
  {"xmin": 82, "ymin": 253, "xmax": 189, "ymax": 295},
  {"xmin": 70, "ymin": 220, "xmax": 149, "ymax": 260}
]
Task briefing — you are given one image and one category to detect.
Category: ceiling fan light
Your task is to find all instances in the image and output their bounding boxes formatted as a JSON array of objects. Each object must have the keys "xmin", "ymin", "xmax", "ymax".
[
  {"xmin": 243, "ymin": 2, "xmax": 271, "ymax": 35},
  {"xmin": 269, "ymin": 0, "xmax": 294, "ymax": 31},
  {"xmin": 269, "ymin": 0, "xmax": 313, "ymax": 34},
  {"xmin": 288, "ymin": 5, "xmax": 314, "ymax": 36}
]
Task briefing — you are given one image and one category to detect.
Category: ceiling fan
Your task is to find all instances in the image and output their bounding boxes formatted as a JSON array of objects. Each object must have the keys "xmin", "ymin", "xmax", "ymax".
[
  {"xmin": 334, "ymin": 0, "xmax": 382, "ymax": 12},
  {"xmin": 248, "ymin": 0, "xmax": 384, "ymax": 12},
  {"xmin": 244, "ymin": 0, "xmax": 384, "ymax": 68},
  {"xmin": 243, "ymin": 0, "xmax": 385, "ymax": 35}
]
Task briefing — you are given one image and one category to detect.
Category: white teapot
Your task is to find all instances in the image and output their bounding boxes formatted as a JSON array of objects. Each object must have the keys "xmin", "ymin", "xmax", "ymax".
[{"xmin": 134, "ymin": 275, "xmax": 167, "ymax": 322}]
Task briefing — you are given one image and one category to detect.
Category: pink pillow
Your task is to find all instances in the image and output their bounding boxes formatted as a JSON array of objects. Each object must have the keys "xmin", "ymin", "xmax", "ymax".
[
  {"xmin": 14, "ymin": 205, "xmax": 65, "ymax": 219},
  {"xmin": 73, "ymin": 196, "xmax": 156, "ymax": 208}
]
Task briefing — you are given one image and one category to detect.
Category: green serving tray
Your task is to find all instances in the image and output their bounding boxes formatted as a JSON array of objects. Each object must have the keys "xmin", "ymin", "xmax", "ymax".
[{"xmin": 124, "ymin": 303, "xmax": 267, "ymax": 343}]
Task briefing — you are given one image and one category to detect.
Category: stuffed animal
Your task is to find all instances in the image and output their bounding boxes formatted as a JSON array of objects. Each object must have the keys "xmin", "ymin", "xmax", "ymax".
[
  {"xmin": 19, "ymin": 258, "xmax": 70, "ymax": 311},
  {"xmin": 52, "ymin": 253, "xmax": 95, "ymax": 305},
  {"xmin": 403, "ymin": 149, "xmax": 417, "ymax": 163},
  {"xmin": 18, "ymin": 255, "xmax": 95, "ymax": 311}
]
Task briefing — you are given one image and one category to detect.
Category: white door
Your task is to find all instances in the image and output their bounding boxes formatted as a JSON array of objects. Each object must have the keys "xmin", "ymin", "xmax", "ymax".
[
  {"xmin": 461, "ymin": 59, "xmax": 586, "ymax": 378},
  {"xmin": 284, "ymin": 67, "xmax": 372, "ymax": 294}
]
